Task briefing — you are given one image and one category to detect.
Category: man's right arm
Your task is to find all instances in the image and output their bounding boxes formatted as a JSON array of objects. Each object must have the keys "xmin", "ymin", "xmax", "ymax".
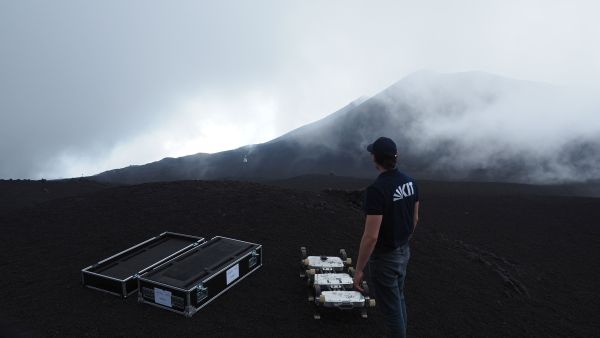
[{"xmin": 413, "ymin": 201, "xmax": 420, "ymax": 232}]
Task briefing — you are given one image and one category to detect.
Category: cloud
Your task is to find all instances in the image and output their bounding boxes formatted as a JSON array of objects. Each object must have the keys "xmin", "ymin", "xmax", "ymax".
[
  {"xmin": 34, "ymin": 90, "xmax": 280, "ymax": 178},
  {"xmin": 377, "ymin": 71, "xmax": 600, "ymax": 182}
]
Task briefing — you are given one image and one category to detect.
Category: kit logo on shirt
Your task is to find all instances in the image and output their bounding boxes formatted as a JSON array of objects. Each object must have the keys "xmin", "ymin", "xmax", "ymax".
[{"xmin": 393, "ymin": 182, "xmax": 415, "ymax": 201}]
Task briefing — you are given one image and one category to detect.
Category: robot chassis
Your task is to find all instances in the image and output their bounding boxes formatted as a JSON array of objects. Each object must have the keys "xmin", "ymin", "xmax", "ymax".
[{"xmin": 300, "ymin": 246, "xmax": 376, "ymax": 319}]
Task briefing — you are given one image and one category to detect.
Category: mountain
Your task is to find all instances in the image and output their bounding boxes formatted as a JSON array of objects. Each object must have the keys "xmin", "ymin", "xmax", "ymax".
[{"xmin": 93, "ymin": 71, "xmax": 600, "ymax": 185}]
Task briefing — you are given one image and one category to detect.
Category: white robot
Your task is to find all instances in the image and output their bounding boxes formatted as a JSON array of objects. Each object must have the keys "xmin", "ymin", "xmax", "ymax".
[{"xmin": 300, "ymin": 247, "xmax": 376, "ymax": 319}]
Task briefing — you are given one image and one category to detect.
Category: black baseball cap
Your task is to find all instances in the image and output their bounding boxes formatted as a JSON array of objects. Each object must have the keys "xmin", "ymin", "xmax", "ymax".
[{"xmin": 367, "ymin": 137, "xmax": 397, "ymax": 157}]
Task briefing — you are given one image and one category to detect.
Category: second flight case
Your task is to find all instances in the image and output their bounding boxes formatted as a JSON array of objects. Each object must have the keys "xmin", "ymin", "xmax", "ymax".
[{"xmin": 138, "ymin": 236, "xmax": 262, "ymax": 317}]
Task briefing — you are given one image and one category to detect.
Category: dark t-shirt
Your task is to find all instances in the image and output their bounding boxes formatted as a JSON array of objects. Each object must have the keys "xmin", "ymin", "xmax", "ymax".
[{"xmin": 364, "ymin": 168, "xmax": 419, "ymax": 253}]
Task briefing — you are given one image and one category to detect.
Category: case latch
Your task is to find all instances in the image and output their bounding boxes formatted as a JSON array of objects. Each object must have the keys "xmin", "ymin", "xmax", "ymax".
[
  {"xmin": 249, "ymin": 250, "xmax": 259, "ymax": 268},
  {"xmin": 196, "ymin": 283, "xmax": 208, "ymax": 302}
]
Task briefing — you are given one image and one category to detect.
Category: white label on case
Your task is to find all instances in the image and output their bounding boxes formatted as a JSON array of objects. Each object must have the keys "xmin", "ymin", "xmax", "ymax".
[
  {"xmin": 154, "ymin": 288, "xmax": 172, "ymax": 308},
  {"xmin": 226, "ymin": 264, "xmax": 240, "ymax": 285}
]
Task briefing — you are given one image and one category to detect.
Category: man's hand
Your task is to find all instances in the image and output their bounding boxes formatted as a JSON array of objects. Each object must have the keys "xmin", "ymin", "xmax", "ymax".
[{"xmin": 353, "ymin": 269, "xmax": 364, "ymax": 292}]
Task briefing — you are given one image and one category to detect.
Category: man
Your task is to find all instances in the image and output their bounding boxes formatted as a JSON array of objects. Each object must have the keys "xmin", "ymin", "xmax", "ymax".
[{"xmin": 353, "ymin": 136, "xmax": 420, "ymax": 338}]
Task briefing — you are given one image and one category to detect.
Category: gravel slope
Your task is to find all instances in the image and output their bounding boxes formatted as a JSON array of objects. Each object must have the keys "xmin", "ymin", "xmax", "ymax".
[{"xmin": 0, "ymin": 179, "xmax": 598, "ymax": 337}]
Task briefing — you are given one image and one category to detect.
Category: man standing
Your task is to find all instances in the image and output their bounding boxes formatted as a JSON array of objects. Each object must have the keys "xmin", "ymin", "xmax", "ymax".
[{"xmin": 353, "ymin": 136, "xmax": 420, "ymax": 338}]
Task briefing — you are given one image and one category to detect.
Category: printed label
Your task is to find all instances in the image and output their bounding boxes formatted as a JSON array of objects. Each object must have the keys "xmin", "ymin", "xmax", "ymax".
[
  {"xmin": 393, "ymin": 181, "xmax": 415, "ymax": 201},
  {"xmin": 226, "ymin": 264, "xmax": 240, "ymax": 285},
  {"xmin": 154, "ymin": 288, "xmax": 172, "ymax": 308}
]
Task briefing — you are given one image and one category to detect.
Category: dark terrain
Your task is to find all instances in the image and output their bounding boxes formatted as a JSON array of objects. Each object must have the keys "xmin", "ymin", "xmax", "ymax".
[{"xmin": 0, "ymin": 177, "xmax": 599, "ymax": 337}]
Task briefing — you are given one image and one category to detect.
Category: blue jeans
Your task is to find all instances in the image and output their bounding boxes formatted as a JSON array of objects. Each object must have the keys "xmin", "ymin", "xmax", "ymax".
[{"xmin": 369, "ymin": 244, "xmax": 411, "ymax": 338}]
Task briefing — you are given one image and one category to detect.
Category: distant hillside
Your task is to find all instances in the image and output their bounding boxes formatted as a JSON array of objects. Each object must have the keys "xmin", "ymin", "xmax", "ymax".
[
  {"xmin": 264, "ymin": 174, "xmax": 600, "ymax": 198},
  {"xmin": 0, "ymin": 178, "xmax": 114, "ymax": 212},
  {"xmin": 94, "ymin": 71, "xmax": 600, "ymax": 185}
]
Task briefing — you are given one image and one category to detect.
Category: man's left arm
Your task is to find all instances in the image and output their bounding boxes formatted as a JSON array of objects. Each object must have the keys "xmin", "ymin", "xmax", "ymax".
[{"xmin": 353, "ymin": 215, "xmax": 382, "ymax": 291}]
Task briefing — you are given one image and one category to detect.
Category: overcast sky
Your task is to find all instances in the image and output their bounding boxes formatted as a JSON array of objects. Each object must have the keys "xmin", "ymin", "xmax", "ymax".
[{"xmin": 1, "ymin": 0, "xmax": 599, "ymax": 179}]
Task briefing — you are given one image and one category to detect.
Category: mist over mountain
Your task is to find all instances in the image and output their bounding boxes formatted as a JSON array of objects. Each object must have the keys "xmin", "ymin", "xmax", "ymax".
[{"xmin": 94, "ymin": 71, "xmax": 600, "ymax": 185}]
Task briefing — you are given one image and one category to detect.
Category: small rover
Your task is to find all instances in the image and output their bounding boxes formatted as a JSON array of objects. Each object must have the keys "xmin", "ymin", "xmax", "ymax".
[{"xmin": 300, "ymin": 247, "xmax": 376, "ymax": 319}]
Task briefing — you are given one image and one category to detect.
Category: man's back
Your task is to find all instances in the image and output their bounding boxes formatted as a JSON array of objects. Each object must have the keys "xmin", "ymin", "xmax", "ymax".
[{"xmin": 364, "ymin": 168, "xmax": 419, "ymax": 254}]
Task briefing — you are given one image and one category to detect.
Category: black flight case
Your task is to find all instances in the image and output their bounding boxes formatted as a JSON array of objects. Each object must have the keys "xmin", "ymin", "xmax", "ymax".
[
  {"xmin": 81, "ymin": 232, "xmax": 205, "ymax": 298},
  {"xmin": 137, "ymin": 236, "xmax": 263, "ymax": 317}
]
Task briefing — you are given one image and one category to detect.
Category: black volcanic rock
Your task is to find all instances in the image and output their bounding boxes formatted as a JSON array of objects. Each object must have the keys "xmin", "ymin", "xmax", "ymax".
[{"xmin": 0, "ymin": 178, "xmax": 598, "ymax": 337}]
